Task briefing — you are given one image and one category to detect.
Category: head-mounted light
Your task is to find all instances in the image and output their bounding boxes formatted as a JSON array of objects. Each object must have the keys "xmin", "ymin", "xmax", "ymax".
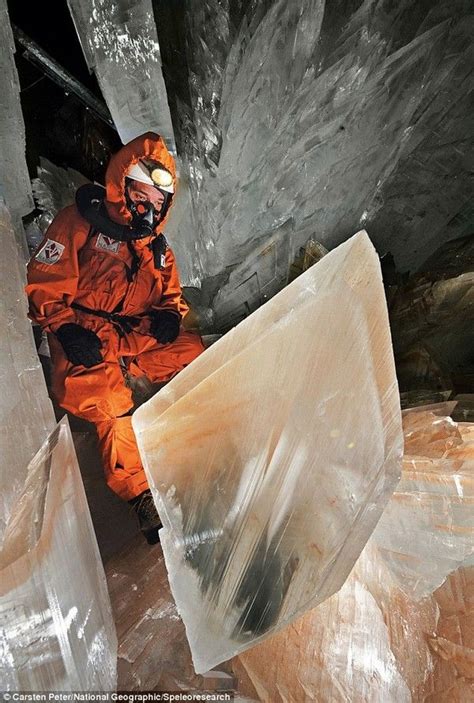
[
  {"xmin": 125, "ymin": 160, "xmax": 174, "ymax": 194},
  {"xmin": 150, "ymin": 166, "xmax": 174, "ymax": 190}
]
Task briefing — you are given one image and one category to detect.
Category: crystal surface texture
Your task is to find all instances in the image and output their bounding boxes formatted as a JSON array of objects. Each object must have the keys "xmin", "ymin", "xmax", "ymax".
[
  {"xmin": 153, "ymin": 0, "xmax": 473, "ymax": 318},
  {"xmin": 0, "ymin": 201, "xmax": 55, "ymax": 538},
  {"xmin": 67, "ymin": 0, "xmax": 175, "ymax": 150},
  {"xmin": 234, "ymin": 407, "xmax": 474, "ymax": 702},
  {"xmin": 389, "ymin": 235, "xmax": 474, "ymax": 398},
  {"xmin": 105, "ymin": 536, "xmax": 202, "ymax": 692},
  {"xmin": 0, "ymin": 0, "xmax": 34, "ymax": 243},
  {"xmin": 133, "ymin": 231, "xmax": 403, "ymax": 673},
  {"xmin": 31, "ymin": 157, "xmax": 89, "ymax": 235},
  {"xmin": 375, "ymin": 406, "xmax": 474, "ymax": 598},
  {"xmin": 0, "ymin": 417, "xmax": 117, "ymax": 691}
]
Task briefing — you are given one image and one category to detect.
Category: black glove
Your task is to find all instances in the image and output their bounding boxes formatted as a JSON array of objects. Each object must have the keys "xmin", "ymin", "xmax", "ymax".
[
  {"xmin": 150, "ymin": 310, "xmax": 180, "ymax": 344},
  {"xmin": 56, "ymin": 323, "xmax": 103, "ymax": 368}
]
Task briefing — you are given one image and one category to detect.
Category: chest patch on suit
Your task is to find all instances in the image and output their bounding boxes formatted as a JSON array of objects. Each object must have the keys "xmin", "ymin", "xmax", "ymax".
[
  {"xmin": 95, "ymin": 233, "xmax": 120, "ymax": 253},
  {"xmin": 35, "ymin": 239, "xmax": 65, "ymax": 265}
]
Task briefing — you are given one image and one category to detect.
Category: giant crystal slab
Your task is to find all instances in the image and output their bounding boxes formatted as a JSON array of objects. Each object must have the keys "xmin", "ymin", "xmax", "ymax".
[
  {"xmin": 0, "ymin": 417, "xmax": 117, "ymax": 691},
  {"xmin": 235, "ymin": 407, "xmax": 474, "ymax": 702},
  {"xmin": 133, "ymin": 230, "xmax": 403, "ymax": 672},
  {"xmin": 67, "ymin": 0, "xmax": 175, "ymax": 150},
  {"xmin": 0, "ymin": 201, "xmax": 55, "ymax": 538},
  {"xmin": 0, "ymin": 0, "xmax": 55, "ymax": 534},
  {"xmin": 237, "ymin": 565, "xmax": 474, "ymax": 702}
]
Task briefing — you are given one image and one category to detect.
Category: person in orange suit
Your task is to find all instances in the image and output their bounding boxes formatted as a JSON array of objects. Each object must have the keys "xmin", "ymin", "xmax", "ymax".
[{"xmin": 26, "ymin": 132, "xmax": 204, "ymax": 544}]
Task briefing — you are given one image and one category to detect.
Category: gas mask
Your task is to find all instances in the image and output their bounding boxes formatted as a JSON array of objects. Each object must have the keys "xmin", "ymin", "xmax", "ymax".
[
  {"xmin": 125, "ymin": 187, "xmax": 158, "ymax": 238},
  {"xmin": 75, "ymin": 159, "xmax": 174, "ymax": 244}
]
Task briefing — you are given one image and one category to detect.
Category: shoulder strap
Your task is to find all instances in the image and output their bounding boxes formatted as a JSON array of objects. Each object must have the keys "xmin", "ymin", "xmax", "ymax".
[{"xmin": 151, "ymin": 233, "xmax": 168, "ymax": 270}]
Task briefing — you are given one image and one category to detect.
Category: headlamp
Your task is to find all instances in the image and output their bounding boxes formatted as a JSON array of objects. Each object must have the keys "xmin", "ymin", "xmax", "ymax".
[
  {"xmin": 125, "ymin": 160, "xmax": 174, "ymax": 194},
  {"xmin": 150, "ymin": 166, "xmax": 174, "ymax": 189}
]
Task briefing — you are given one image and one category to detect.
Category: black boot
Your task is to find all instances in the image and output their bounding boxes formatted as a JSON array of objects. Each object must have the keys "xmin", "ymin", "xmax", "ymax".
[{"xmin": 129, "ymin": 490, "xmax": 162, "ymax": 544}]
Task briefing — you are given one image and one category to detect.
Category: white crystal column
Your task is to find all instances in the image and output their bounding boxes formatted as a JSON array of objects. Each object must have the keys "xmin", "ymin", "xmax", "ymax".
[
  {"xmin": 133, "ymin": 230, "xmax": 403, "ymax": 672},
  {"xmin": 0, "ymin": 417, "xmax": 117, "ymax": 691},
  {"xmin": 0, "ymin": 0, "xmax": 34, "ymax": 252},
  {"xmin": 0, "ymin": 202, "xmax": 55, "ymax": 537},
  {"xmin": 67, "ymin": 0, "xmax": 176, "ymax": 151},
  {"xmin": 0, "ymin": 3, "xmax": 55, "ymax": 535}
]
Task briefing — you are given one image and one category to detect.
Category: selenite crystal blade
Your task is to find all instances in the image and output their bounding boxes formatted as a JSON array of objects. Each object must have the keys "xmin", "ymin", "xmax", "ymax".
[
  {"xmin": 0, "ymin": 0, "xmax": 34, "ymax": 223},
  {"xmin": 0, "ymin": 418, "xmax": 117, "ymax": 691},
  {"xmin": 67, "ymin": 0, "xmax": 175, "ymax": 149},
  {"xmin": 133, "ymin": 230, "xmax": 403, "ymax": 673},
  {"xmin": 156, "ymin": 0, "xmax": 472, "ymax": 312},
  {"xmin": 0, "ymin": 201, "xmax": 55, "ymax": 537}
]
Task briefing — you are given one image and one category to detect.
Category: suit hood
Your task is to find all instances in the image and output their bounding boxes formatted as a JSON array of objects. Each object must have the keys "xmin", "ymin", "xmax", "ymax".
[{"xmin": 104, "ymin": 132, "xmax": 177, "ymax": 234}]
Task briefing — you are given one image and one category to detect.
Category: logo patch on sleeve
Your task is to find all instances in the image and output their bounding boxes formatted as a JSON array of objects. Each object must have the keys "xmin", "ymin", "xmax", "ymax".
[
  {"xmin": 35, "ymin": 239, "xmax": 65, "ymax": 265},
  {"xmin": 96, "ymin": 233, "xmax": 120, "ymax": 253}
]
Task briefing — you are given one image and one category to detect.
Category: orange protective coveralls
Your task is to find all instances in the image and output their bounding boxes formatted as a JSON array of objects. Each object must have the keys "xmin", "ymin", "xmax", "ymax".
[{"xmin": 26, "ymin": 133, "xmax": 204, "ymax": 500}]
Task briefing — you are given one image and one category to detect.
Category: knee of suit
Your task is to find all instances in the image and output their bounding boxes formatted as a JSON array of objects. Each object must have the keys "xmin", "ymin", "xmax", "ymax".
[{"xmin": 51, "ymin": 361, "xmax": 133, "ymax": 423}]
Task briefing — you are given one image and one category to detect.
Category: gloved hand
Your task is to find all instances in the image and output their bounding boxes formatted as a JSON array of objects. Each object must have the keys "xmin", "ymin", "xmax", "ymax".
[
  {"xmin": 150, "ymin": 310, "xmax": 180, "ymax": 344},
  {"xmin": 56, "ymin": 323, "xmax": 103, "ymax": 368}
]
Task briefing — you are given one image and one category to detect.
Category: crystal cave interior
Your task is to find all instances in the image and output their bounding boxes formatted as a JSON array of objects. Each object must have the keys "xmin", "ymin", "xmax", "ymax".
[{"xmin": 1, "ymin": 0, "xmax": 473, "ymax": 699}]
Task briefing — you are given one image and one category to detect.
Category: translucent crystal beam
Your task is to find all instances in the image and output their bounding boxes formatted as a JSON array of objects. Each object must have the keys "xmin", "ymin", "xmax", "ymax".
[
  {"xmin": 168, "ymin": 0, "xmax": 473, "ymax": 312},
  {"xmin": 0, "ymin": 4, "xmax": 54, "ymax": 534},
  {"xmin": 133, "ymin": 230, "xmax": 403, "ymax": 673},
  {"xmin": 67, "ymin": 0, "xmax": 176, "ymax": 150},
  {"xmin": 0, "ymin": 201, "xmax": 55, "ymax": 538},
  {"xmin": 0, "ymin": 418, "xmax": 117, "ymax": 691},
  {"xmin": 0, "ymin": 0, "xmax": 34, "ymax": 240}
]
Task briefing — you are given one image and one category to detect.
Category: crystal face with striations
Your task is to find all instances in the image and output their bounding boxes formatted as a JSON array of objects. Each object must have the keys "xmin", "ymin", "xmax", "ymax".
[
  {"xmin": 235, "ymin": 406, "xmax": 474, "ymax": 702},
  {"xmin": 0, "ymin": 0, "xmax": 34, "ymax": 224},
  {"xmin": 133, "ymin": 230, "xmax": 403, "ymax": 673},
  {"xmin": 154, "ymin": 0, "xmax": 473, "ymax": 319},
  {"xmin": 374, "ymin": 406, "xmax": 474, "ymax": 598},
  {"xmin": 0, "ymin": 418, "xmax": 117, "ymax": 691},
  {"xmin": 0, "ymin": 202, "xmax": 55, "ymax": 537}
]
